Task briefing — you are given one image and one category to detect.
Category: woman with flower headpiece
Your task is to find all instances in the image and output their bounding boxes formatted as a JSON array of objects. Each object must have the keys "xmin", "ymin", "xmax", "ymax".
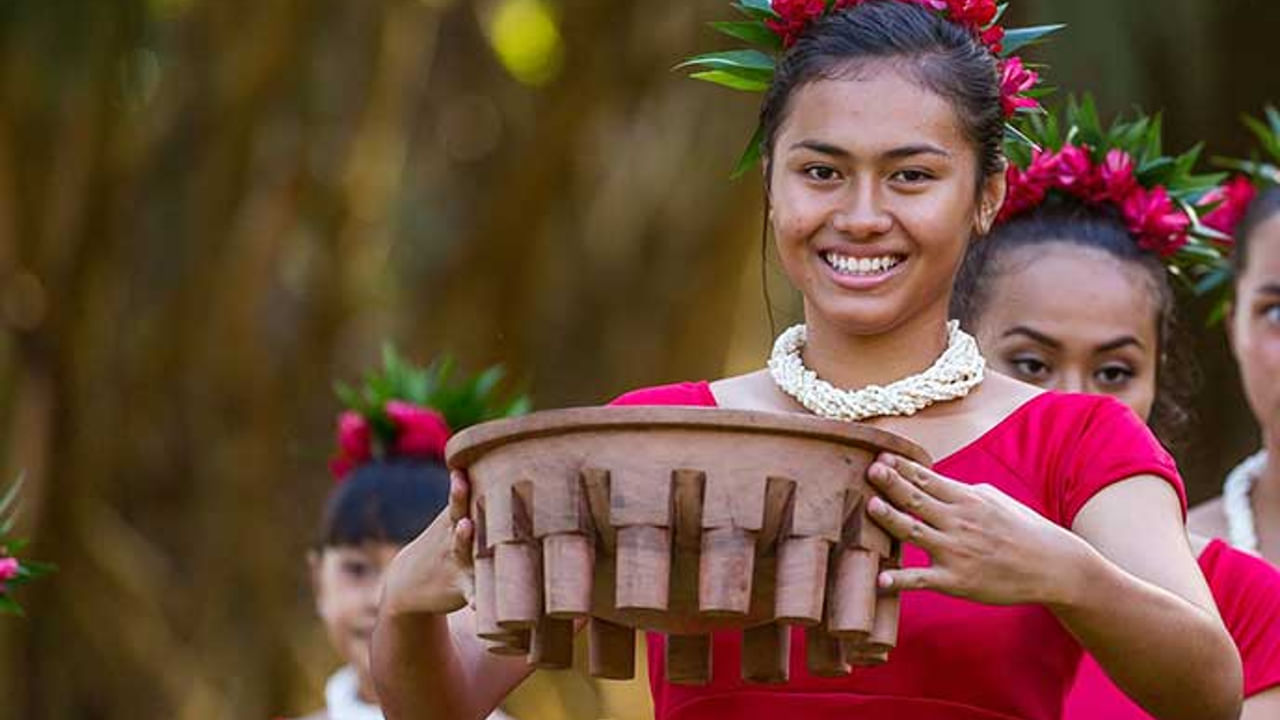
[
  {"xmin": 1186, "ymin": 110, "xmax": 1280, "ymax": 574},
  {"xmin": 951, "ymin": 100, "xmax": 1280, "ymax": 720},
  {"xmin": 370, "ymin": 3, "xmax": 1242, "ymax": 719},
  {"xmin": 285, "ymin": 350, "xmax": 539, "ymax": 720}
]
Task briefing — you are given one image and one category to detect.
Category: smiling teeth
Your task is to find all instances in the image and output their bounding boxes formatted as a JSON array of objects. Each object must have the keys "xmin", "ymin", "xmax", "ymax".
[{"xmin": 824, "ymin": 252, "xmax": 903, "ymax": 276}]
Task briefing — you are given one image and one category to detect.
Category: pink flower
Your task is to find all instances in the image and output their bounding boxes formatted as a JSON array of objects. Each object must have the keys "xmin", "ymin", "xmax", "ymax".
[
  {"xmin": 1123, "ymin": 186, "xmax": 1190, "ymax": 257},
  {"xmin": 0, "ymin": 556, "xmax": 18, "ymax": 593},
  {"xmin": 385, "ymin": 401, "xmax": 451, "ymax": 460},
  {"xmin": 1095, "ymin": 149, "xmax": 1138, "ymax": 204},
  {"xmin": 1048, "ymin": 145, "xmax": 1101, "ymax": 199},
  {"xmin": 1200, "ymin": 175, "xmax": 1257, "ymax": 238},
  {"xmin": 329, "ymin": 411, "xmax": 372, "ymax": 480},
  {"xmin": 997, "ymin": 164, "xmax": 1047, "ymax": 223},
  {"xmin": 999, "ymin": 57, "xmax": 1040, "ymax": 117}
]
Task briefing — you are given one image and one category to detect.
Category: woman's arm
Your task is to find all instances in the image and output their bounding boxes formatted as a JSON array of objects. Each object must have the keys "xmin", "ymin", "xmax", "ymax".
[
  {"xmin": 866, "ymin": 456, "xmax": 1242, "ymax": 720},
  {"xmin": 371, "ymin": 473, "xmax": 536, "ymax": 720},
  {"xmin": 1066, "ymin": 477, "xmax": 1241, "ymax": 720}
]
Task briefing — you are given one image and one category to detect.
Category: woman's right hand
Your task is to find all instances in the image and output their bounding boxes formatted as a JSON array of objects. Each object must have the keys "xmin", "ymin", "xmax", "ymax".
[{"xmin": 381, "ymin": 470, "xmax": 476, "ymax": 617}]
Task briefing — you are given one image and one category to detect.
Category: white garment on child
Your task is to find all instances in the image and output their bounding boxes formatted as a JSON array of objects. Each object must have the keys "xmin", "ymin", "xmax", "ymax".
[{"xmin": 325, "ymin": 665, "xmax": 517, "ymax": 720}]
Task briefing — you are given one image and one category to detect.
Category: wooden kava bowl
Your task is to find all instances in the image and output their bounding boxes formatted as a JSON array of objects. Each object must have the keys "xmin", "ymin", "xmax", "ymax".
[{"xmin": 445, "ymin": 406, "xmax": 931, "ymax": 685}]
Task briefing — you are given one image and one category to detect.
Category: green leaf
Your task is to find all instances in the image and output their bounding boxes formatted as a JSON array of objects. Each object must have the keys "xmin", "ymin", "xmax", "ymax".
[
  {"xmin": 0, "ymin": 594, "xmax": 24, "ymax": 617},
  {"xmin": 0, "ymin": 474, "xmax": 24, "ymax": 521},
  {"xmin": 690, "ymin": 70, "xmax": 770, "ymax": 93},
  {"xmin": 999, "ymin": 24, "xmax": 1066, "ymax": 56},
  {"xmin": 677, "ymin": 49, "xmax": 775, "ymax": 74},
  {"xmin": 1003, "ymin": 121, "xmax": 1040, "ymax": 151},
  {"xmin": 732, "ymin": 0, "xmax": 778, "ymax": 20},
  {"xmin": 710, "ymin": 20, "xmax": 782, "ymax": 50},
  {"xmin": 731, "ymin": 125, "xmax": 766, "ymax": 179}
]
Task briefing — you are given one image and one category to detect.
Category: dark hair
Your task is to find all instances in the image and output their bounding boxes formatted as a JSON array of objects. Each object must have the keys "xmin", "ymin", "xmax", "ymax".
[
  {"xmin": 759, "ymin": 0, "xmax": 1004, "ymax": 183},
  {"xmin": 1233, "ymin": 185, "xmax": 1280, "ymax": 279},
  {"xmin": 951, "ymin": 197, "xmax": 1196, "ymax": 449},
  {"xmin": 317, "ymin": 457, "xmax": 450, "ymax": 548}
]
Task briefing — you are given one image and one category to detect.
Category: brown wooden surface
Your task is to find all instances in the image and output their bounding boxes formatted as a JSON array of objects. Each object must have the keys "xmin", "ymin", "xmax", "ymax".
[{"xmin": 449, "ymin": 406, "xmax": 928, "ymax": 680}]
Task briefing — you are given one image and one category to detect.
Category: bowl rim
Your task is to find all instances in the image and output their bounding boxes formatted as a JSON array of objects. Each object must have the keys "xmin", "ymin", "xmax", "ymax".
[{"xmin": 445, "ymin": 406, "xmax": 931, "ymax": 469}]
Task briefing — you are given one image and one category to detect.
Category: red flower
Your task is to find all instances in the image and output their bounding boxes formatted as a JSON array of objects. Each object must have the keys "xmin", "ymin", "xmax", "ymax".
[
  {"xmin": 1200, "ymin": 175, "xmax": 1257, "ymax": 238},
  {"xmin": 1123, "ymin": 186, "xmax": 1190, "ymax": 257},
  {"xmin": 768, "ymin": 0, "xmax": 829, "ymax": 47},
  {"xmin": 945, "ymin": 0, "xmax": 998, "ymax": 29},
  {"xmin": 979, "ymin": 25, "xmax": 1005, "ymax": 54},
  {"xmin": 999, "ymin": 57, "xmax": 1040, "ymax": 117},
  {"xmin": 385, "ymin": 401, "xmax": 452, "ymax": 460},
  {"xmin": 1096, "ymin": 149, "xmax": 1138, "ymax": 204},
  {"xmin": 329, "ymin": 411, "xmax": 372, "ymax": 480}
]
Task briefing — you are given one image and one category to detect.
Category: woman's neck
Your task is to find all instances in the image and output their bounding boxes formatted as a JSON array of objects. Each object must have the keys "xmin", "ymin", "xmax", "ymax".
[
  {"xmin": 800, "ymin": 302, "xmax": 951, "ymax": 390},
  {"xmin": 1253, "ymin": 431, "xmax": 1280, "ymax": 507}
]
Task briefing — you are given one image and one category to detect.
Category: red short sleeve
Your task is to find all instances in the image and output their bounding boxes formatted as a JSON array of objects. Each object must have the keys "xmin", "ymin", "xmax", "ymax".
[
  {"xmin": 1201, "ymin": 540, "xmax": 1280, "ymax": 697},
  {"xmin": 1054, "ymin": 395, "xmax": 1185, "ymax": 527},
  {"xmin": 609, "ymin": 381, "xmax": 718, "ymax": 408}
]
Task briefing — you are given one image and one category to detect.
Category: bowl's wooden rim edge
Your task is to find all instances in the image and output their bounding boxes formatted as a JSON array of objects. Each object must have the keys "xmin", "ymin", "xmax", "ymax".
[{"xmin": 445, "ymin": 406, "xmax": 931, "ymax": 469}]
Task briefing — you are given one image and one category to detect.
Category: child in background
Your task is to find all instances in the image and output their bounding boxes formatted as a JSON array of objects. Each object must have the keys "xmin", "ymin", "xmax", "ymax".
[{"xmin": 290, "ymin": 351, "xmax": 526, "ymax": 720}]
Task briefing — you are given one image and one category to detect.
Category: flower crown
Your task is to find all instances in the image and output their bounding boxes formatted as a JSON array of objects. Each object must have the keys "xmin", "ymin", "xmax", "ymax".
[
  {"xmin": 1202, "ymin": 106, "xmax": 1280, "ymax": 240},
  {"xmin": 330, "ymin": 347, "xmax": 530, "ymax": 480},
  {"xmin": 999, "ymin": 97, "xmax": 1231, "ymax": 289},
  {"xmin": 679, "ymin": 0, "xmax": 1063, "ymax": 175}
]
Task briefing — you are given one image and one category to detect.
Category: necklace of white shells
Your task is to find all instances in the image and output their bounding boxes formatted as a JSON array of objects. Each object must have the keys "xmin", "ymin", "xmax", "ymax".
[
  {"xmin": 1223, "ymin": 450, "xmax": 1270, "ymax": 554},
  {"xmin": 768, "ymin": 319, "xmax": 986, "ymax": 422}
]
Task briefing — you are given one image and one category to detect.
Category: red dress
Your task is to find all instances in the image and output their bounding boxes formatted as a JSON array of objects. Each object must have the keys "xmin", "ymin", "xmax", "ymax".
[
  {"xmin": 1065, "ymin": 539, "xmax": 1280, "ymax": 718},
  {"xmin": 611, "ymin": 381, "xmax": 1185, "ymax": 720}
]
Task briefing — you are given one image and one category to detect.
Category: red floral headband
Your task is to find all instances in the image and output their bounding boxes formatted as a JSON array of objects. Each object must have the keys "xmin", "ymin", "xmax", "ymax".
[
  {"xmin": 329, "ymin": 348, "xmax": 529, "ymax": 482},
  {"xmin": 999, "ymin": 145, "xmax": 1192, "ymax": 257},
  {"xmin": 681, "ymin": 0, "xmax": 1061, "ymax": 174},
  {"xmin": 329, "ymin": 402, "xmax": 451, "ymax": 480},
  {"xmin": 997, "ymin": 99, "xmax": 1232, "ymax": 296}
]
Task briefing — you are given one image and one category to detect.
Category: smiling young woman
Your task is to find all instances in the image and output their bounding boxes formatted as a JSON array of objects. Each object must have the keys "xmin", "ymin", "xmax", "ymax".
[{"xmin": 368, "ymin": 3, "xmax": 1242, "ymax": 720}]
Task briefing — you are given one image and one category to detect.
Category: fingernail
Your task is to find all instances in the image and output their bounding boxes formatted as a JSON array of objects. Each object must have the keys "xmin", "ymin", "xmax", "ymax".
[
  {"xmin": 868, "ymin": 496, "xmax": 884, "ymax": 514},
  {"xmin": 878, "ymin": 572, "xmax": 893, "ymax": 589}
]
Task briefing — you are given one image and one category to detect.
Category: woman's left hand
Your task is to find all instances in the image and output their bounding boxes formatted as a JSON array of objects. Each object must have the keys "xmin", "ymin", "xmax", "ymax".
[{"xmin": 865, "ymin": 453, "xmax": 1090, "ymax": 607}]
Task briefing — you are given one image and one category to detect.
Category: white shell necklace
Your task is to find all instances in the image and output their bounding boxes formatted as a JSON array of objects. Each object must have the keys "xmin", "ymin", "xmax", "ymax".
[
  {"xmin": 769, "ymin": 320, "xmax": 986, "ymax": 422},
  {"xmin": 1223, "ymin": 450, "xmax": 1269, "ymax": 554}
]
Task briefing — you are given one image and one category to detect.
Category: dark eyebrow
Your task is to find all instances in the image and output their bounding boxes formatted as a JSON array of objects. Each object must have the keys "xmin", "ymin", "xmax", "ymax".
[
  {"xmin": 1095, "ymin": 336, "xmax": 1144, "ymax": 353},
  {"xmin": 787, "ymin": 141, "xmax": 950, "ymax": 160},
  {"xmin": 790, "ymin": 140, "xmax": 850, "ymax": 157},
  {"xmin": 882, "ymin": 144, "xmax": 951, "ymax": 161},
  {"xmin": 1260, "ymin": 282, "xmax": 1280, "ymax": 297},
  {"xmin": 1002, "ymin": 326, "xmax": 1061, "ymax": 349}
]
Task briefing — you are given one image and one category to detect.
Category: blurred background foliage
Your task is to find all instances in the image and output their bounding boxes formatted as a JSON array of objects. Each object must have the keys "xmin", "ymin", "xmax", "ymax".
[{"xmin": 0, "ymin": 0, "xmax": 1276, "ymax": 717}]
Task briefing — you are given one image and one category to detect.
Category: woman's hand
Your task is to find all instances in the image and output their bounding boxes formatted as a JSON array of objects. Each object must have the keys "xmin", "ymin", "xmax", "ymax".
[
  {"xmin": 381, "ymin": 470, "xmax": 477, "ymax": 617},
  {"xmin": 865, "ymin": 453, "xmax": 1090, "ymax": 608}
]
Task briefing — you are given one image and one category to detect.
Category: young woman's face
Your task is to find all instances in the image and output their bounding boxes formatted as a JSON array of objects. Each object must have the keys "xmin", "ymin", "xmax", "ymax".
[
  {"xmin": 768, "ymin": 65, "xmax": 1004, "ymax": 335},
  {"xmin": 312, "ymin": 542, "xmax": 402, "ymax": 701},
  {"xmin": 969, "ymin": 243, "xmax": 1160, "ymax": 420},
  {"xmin": 1231, "ymin": 215, "xmax": 1280, "ymax": 441}
]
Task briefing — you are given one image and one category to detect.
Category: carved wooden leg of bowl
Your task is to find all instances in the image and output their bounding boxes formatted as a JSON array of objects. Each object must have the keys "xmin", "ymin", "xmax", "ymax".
[{"xmin": 447, "ymin": 407, "xmax": 929, "ymax": 683}]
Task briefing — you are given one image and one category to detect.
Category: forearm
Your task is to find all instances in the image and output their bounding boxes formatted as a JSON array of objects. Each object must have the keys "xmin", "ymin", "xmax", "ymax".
[
  {"xmin": 1051, "ymin": 544, "xmax": 1242, "ymax": 720},
  {"xmin": 372, "ymin": 611, "xmax": 473, "ymax": 720},
  {"xmin": 372, "ymin": 606, "xmax": 531, "ymax": 720}
]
